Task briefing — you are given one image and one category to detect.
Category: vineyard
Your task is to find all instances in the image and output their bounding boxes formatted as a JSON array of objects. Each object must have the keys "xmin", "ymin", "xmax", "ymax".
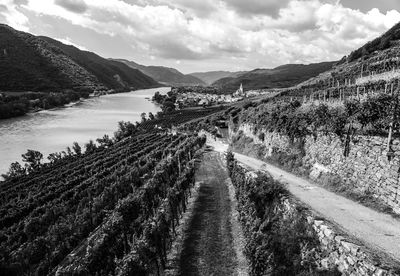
[
  {"xmin": 226, "ymin": 152, "xmax": 341, "ymax": 276},
  {"xmin": 226, "ymin": 152, "xmax": 338, "ymax": 275},
  {"xmin": 0, "ymin": 130, "xmax": 206, "ymax": 275},
  {"xmin": 140, "ymin": 106, "xmax": 226, "ymax": 131}
]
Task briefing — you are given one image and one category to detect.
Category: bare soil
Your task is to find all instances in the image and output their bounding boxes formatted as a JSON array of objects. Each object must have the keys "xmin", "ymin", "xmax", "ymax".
[{"xmin": 176, "ymin": 151, "xmax": 242, "ymax": 276}]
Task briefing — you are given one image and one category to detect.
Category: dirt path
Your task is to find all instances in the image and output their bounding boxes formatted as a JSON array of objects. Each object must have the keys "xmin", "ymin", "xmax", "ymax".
[
  {"xmin": 204, "ymin": 136, "xmax": 400, "ymax": 262},
  {"xmin": 232, "ymin": 151, "xmax": 400, "ymax": 262},
  {"xmin": 177, "ymin": 150, "xmax": 247, "ymax": 276}
]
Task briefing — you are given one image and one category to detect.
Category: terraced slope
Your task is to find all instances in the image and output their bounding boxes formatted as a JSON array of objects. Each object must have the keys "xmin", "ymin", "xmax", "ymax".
[{"xmin": 0, "ymin": 130, "xmax": 205, "ymax": 275}]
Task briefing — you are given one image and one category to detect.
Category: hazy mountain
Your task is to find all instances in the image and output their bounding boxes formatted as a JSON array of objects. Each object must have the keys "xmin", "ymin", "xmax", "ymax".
[
  {"xmin": 212, "ymin": 62, "xmax": 336, "ymax": 93},
  {"xmin": 0, "ymin": 24, "xmax": 159, "ymax": 92},
  {"xmin": 114, "ymin": 59, "xmax": 206, "ymax": 86},
  {"xmin": 189, "ymin": 71, "xmax": 246, "ymax": 85}
]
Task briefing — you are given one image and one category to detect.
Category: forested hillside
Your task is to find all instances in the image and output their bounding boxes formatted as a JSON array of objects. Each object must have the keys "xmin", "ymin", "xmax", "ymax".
[
  {"xmin": 189, "ymin": 71, "xmax": 245, "ymax": 85},
  {"xmin": 212, "ymin": 62, "xmax": 336, "ymax": 92},
  {"xmin": 0, "ymin": 24, "xmax": 159, "ymax": 93},
  {"xmin": 115, "ymin": 59, "xmax": 205, "ymax": 86}
]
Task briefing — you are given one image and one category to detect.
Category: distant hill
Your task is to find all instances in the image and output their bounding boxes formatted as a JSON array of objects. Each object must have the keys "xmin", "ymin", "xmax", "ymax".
[
  {"xmin": 0, "ymin": 24, "xmax": 159, "ymax": 92},
  {"xmin": 212, "ymin": 62, "xmax": 336, "ymax": 93},
  {"xmin": 114, "ymin": 59, "xmax": 206, "ymax": 86},
  {"xmin": 189, "ymin": 71, "xmax": 246, "ymax": 85}
]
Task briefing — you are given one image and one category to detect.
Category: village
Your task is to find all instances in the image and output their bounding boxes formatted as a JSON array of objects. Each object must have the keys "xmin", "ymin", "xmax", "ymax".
[{"xmin": 172, "ymin": 84, "xmax": 278, "ymax": 109}]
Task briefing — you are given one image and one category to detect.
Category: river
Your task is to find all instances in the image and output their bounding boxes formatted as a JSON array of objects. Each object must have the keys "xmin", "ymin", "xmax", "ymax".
[{"xmin": 0, "ymin": 87, "xmax": 169, "ymax": 176}]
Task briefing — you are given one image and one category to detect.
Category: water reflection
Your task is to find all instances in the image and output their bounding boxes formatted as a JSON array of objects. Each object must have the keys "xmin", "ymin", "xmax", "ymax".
[{"xmin": 0, "ymin": 87, "xmax": 168, "ymax": 175}]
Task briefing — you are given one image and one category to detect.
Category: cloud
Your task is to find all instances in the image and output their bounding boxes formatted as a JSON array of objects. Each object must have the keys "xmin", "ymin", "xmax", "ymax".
[
  {"xmin": 55, "ymin": 37, "xmax": 88, "ymax": 50},
  {"xmin": 340, "ymin": 0, "xmax": 400, "ymax": 14},
  {"xmin": 54, "ymin": 0, "xmax": 88, "ymax": 13},
  {"xmin": 0, "ymin": 0, "xmax": 29, "ymax": 31},
  {"xmin": 1, "ymin": 0, "xmax": 400, "ymax": 73},
  {"xmin": 222, "ymin": 0, "xmax": 291, "ymax": 17}
]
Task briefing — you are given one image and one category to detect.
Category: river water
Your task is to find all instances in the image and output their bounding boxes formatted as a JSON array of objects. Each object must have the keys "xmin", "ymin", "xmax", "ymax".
[{"xmin": 0, "ymin": 87, "xmax": 169, "ymax": 175}]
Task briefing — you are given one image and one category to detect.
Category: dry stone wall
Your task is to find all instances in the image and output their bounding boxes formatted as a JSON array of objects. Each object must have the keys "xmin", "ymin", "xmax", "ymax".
[
  {"xmin": 231, "ymin": 124, "xmax": 400, "ymax": 214},
  {"xmin": 281, "ymin": 197, "xmax": 397, "ymax": 275}
]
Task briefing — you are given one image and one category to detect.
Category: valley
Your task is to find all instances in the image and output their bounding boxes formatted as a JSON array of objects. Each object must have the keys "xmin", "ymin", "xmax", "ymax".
[{"xmin": 2, "ymin": 6, "xmax": 400, "ymax": 276}]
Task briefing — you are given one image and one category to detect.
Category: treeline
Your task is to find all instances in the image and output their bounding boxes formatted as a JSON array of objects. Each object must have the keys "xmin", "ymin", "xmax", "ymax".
[
  {"xmin": 1, "ymin": 119, "xmax": 139, "ymax": 180},
  {"xmin": 0, "ymin": 91, "xmax": 89, "ymax": 119},
  {"xmin": 173, "ymin": 86, "xmax": 220, "ymax": 94},
  {"xmin": 2, "ymin": 104, "xmax": 226, "ymax": 181},
  {"xmin": 226, "ymin": 152, "xmax": 338, "ymax": 275}
]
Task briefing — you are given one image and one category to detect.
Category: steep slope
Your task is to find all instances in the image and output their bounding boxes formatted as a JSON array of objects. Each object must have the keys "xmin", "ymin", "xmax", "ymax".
[
  {"xmin": 281, "ymin": 21, "xmax": 400, "ymax": 100},
  {"xmin": 212, "ymin": 62, "xmax": 336, "ymax": 93},
  {"xmin": 115, "ymin": 59, "xmax": 205, "ymax": 86},
  {"xmin": 40, "ymin": 37, "xmax": 159, "ymax": 91},
  {"xmin": 0, "ymin": 24, "xmax": 158, "ymax": 92},
  {"xmin": 189, "ymin": 71, "xmax": 246, "ymax": 85},
  {"xmin": 347, "ymin": 21, "xmax": 400, "ymax": 62},
  {"xmin": 0, "ymin": 24, "xmax": 97, "ymax": 92}
]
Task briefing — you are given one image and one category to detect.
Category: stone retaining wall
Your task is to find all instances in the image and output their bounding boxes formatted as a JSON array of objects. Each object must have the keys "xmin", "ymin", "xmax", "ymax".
[
  {"xmin": 293, "ymin": 200, "xmax": 396, "ymax": 275},
  {"xmin": 237, "ymin": 162, "xmax": 398, "ymax": 275},
  {"xmin": 231, "ymin": 124, "xmax": 400, "ymax": 213}
]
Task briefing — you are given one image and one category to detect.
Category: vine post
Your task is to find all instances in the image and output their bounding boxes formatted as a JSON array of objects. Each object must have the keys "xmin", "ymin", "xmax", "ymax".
[{"xmin": 387, "ymin": 83, "xmax": 398, "ymax": 161}]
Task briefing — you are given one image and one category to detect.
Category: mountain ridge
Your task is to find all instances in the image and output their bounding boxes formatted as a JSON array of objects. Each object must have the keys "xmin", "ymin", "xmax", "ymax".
[
  {"xmin": 189, "ymin": 71, "xmax": 246, "ymax": 85},
  {"xmin": 212, "ymin": 62, "xmax": 337, "ymax": 93},
  {"xmin": 0, "ymin": 24, "xmax": 159, "ymax": 93},
  {"xmin": 114, "ymin": 58, "xmax": 206, "ymax": 86}
]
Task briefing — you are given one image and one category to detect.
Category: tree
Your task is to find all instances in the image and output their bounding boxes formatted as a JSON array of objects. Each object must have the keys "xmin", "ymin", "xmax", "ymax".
[
  {"xmin": 162, "ymin": 100, "xmax": 175, "ymax": 112},
  {"xmin": 114, "ymin": 121, "xmax": 136, "ymax": 141},
  {"xmin": 97, "ymin": 134, "xmax": 113, "ymax": 148},
  {"xmin": 148, "ymin": 112, "xmax": 155, "ymax": 120},
  {"xmin": 85, "ymin": 140, "xmax": 97, "ymax": 154},
  {"xmin": 66, "ymin": 146, "xmax": 73, "ymax": 156},
  {"xmin": 72, "ymin": 142, "xmax": 82, "ymax": 156},
  {"xmin": 141, "ymin": 112, "xmax": 147, "ymax": 123},
  {"xmin": 22, "ymin": 149, "xmax": 43, "ymax": 172},
  {"xmin": 47, "ymin": 152, "xmax": 63, "ymax": 163},
  {"xmin": 2, "ymin": 161, "xmax": 26, "ymax": 180},
  {"xmin": 152, "ymin": 91, "xmax": 164, "ymax": 104}
]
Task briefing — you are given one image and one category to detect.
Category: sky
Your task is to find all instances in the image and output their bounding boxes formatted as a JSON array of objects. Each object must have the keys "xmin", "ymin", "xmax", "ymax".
[{"xmin": 1, "ymin": 0, "xmax": 400, "ymax": 73}]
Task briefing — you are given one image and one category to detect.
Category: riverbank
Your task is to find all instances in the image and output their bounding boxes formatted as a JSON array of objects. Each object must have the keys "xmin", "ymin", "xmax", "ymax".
[
  {"xmin": 0, "ymin": 87, "xmax": 169, "ymax": 176},
  {"xmin": 0, "ymin": 87, "xmax": 167, "ymax": 120},
  {"xmin": 0, "ymin": 90, "xmax": 89, "ymax": 120}
]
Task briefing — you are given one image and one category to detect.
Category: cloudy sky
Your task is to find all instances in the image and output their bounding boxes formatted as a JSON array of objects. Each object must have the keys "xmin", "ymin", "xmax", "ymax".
[{"xmin": 1, "ymin": 0, "xmax": 400, "ymax": 73}]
